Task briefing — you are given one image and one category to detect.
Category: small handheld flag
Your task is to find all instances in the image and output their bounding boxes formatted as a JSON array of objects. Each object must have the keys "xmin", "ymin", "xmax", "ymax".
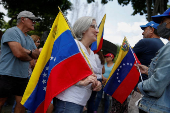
[
  {"xmin": 91, "ymin": 14, "xmax": 106, "ymax": 54},
  {"xmin": 103, "ymin": 37, "xmax": 140, "ymax": 103}
]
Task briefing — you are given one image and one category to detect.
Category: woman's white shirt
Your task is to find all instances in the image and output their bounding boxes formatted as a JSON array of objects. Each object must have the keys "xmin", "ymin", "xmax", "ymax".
[
  {"xmin": 94, "ymin": 54, "xmax": 103, "ymax": 79},
  {"xmin": 56, "ymin": 40, "xmax": 99, "ymax": 106}
]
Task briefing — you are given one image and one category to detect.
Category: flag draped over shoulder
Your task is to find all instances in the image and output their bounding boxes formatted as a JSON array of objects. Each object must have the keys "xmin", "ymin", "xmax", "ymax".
[
  {"xmin": 103, "ymin": 37, "xmax": 140, "ymax": 104},
  {"xmin": 21, "ymin": 11, "xmax": 93, "ymax": 113},
  {"xmin": 91, "ymin": 14, "xmax": 106, "ymax": 54}
]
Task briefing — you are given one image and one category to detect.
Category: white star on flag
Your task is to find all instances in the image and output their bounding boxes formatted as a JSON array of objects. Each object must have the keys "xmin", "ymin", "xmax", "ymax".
[
  {"xmin": 54, "ymin": 57, "xmax": 56, "ymax": 62},
  {"xmin": 43, "ymin": 72, "xmax": 47, "ymax": 77},
  {"xmin": 42, "ymin": 79, "xmax": 46, "ymax": 84},
  {"xmin": 50, "ymin": 56, "xmax": 54, "ymax": 60},
  {"xmin": 46, "ymin": 66, "xmax": 49, "ymax": 70},
  {"xmin": 43, "ymin": 86, "xmax": 46, "ymax": 91},
  {"xmin": 127, "ymin": 63, "xmax": 129, "ymax": 65}
]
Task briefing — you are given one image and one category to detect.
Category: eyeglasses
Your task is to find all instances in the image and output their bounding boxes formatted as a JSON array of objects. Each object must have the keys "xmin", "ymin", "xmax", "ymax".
[
  {"xmin": 90, "ymin": 24, "xmax": 98, "ymax": 30},
  {"xmin": 27, "ymin": 18, "xmax": 36, "ymax": 23},
  {"xmin": 36, "ymin": 40, "xmax": 40, "ymax": 43}
]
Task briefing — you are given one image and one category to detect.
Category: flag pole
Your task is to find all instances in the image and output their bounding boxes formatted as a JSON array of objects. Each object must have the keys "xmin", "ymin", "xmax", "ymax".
[
  {"xmin": 125, "ymin": 37, "xmax": 143, "ymax": 82},
  {"xmin": 58, "ymin": 7, "xmax": 94, "ymax": 73}
]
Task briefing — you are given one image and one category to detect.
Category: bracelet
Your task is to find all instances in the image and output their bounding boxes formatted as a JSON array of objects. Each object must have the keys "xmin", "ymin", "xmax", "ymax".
[{"xmin": 29, "ymin": 50, "xmax": 32, "ymax": 56}]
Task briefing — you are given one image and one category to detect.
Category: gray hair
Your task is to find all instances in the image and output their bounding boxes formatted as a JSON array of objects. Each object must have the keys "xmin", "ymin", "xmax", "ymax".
[
  {"xmin": 17, "ymin": 18, "xmax": 21, "ymax": 25},
  {"xmin": 73, "ymin": 16, "xmax": 96, "ymax": 40}
]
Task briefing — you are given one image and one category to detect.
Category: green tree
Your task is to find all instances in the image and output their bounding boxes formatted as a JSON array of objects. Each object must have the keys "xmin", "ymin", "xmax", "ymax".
[
  {"xmin": 118, "ymin": 0, "xmax": 168, "ymax": 21},
  {"xmin": 0, "ymin": 12, "xmax": 5, "ymax": 29},
  {"xmin": 113, "ymin": 44, "xmax": 121, "ymax": 63},
  {"xmin": 87, "ymin": 0, "xmax": 113, "ymax": 4},
  {"xmin": 0, "ymin": 0, "xmax": 72, "ymax": 36},
  {"xmin": 87, "ymin": 0, "xmax": 168, "ymax": 21}
]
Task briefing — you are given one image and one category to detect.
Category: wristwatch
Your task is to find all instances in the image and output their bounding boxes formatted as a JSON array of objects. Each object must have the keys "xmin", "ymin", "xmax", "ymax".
[{"xmin": 29, "ymin": 50, "xmax": 32, "ymax": 56}]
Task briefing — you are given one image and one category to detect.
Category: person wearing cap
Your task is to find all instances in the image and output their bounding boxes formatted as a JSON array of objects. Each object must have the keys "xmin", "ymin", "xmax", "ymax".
[
  {"xmin": 0, "ymin": 11, "xmax": 40, "ymax": 113},
  {"xmin": 94, "ymin": 53, "xmax": 115, "ymax": 113},
  {"xmin": 135, "ymin": 8, "xmax": 170, "ymax": 113},
  {"xmin": 128, "ymin": 21, "xmax": 164, "ymax": 113}
]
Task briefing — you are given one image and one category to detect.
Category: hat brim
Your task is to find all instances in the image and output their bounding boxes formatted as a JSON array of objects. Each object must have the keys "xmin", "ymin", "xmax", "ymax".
[
  {"xmin": 104, "ymin": 55, "xmax": 110, "ymax": 57},
  {"xmin": 29, "ymin": 17, "xmax": 41, "ymax": 21},
  {"xmin": 152, "ymin": 14, "xmax": 170, "ymax": 24},
  {"xmin": 140, "ymin": 25, "xmax": 147, "ymax": 30}
]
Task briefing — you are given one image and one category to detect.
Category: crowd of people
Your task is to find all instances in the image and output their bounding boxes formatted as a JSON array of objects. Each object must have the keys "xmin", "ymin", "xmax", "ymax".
[{"xmin": 0, "ymin": 7, "xmax": 170, "ymax": 113}]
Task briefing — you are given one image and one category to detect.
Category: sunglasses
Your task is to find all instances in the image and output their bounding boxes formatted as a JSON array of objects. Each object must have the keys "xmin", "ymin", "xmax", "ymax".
[{"xmin": 27, "ymin": 18, "xmax": 36, "ymax": 23}]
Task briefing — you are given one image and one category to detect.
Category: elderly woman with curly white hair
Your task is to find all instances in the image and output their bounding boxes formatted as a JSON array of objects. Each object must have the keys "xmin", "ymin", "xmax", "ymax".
[{"xmin": 54, "ymin": 16, "xmax": 102, "ymax": 113}]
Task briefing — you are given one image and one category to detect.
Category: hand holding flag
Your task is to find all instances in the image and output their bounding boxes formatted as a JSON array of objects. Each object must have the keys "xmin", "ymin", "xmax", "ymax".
[
  {"xmin": 103, "ymin": 37, "xmax": 141, "ymax": 104},
  {"xmin": 21, "ymin": 10, "xmax": 93, "ymax": 113},
  {"xmin": 135, "ymin": 63, "xmax": 148, "ymax": 76}
]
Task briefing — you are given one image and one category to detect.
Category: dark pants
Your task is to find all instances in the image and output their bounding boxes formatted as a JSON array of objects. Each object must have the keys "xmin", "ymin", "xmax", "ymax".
[
  {"xmin": 94, "ymin": 81, "xmax": 110, "ymax": 113},
  {"xmin": 87, "ymin": 91, "xmax": 97, "ymax": 113},
  {"xmin": 0, "ymin": 75, "xmax": 29, "ymax": 97},
  {"xmin": 139, "ymin": 109, "xmax": 147, "ymax": 113},
  {"xmin": 87, "ymin": 79, "xmax": 102, "ymax": 113},
  {"xmin": 54, "ymin": 98, "xmax": 84, "ymax": 113}
]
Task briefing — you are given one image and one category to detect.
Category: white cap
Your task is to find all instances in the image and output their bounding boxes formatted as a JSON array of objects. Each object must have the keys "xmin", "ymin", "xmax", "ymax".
[{"xmin": 17, "ymin": 11, "xmax": 40, "ymax": 20}]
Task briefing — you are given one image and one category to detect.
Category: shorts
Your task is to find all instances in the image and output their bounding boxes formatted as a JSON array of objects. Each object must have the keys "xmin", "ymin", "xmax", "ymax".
[{"xmin": 0, "ymin": 75, "xmax": 29, "ymax": 98}]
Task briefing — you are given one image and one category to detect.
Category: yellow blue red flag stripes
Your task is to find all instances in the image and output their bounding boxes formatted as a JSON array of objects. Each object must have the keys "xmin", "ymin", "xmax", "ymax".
[
  {"xmin": 103, "ymin": 37, "xmax": 140, "ymax": 103},
  {"xmin": 21, "ymin": 11, "xmax": 93, "ymax": 113},
  {"xmin": 91, "ymin": 14, "xmax": 106, "ymax": 54}
]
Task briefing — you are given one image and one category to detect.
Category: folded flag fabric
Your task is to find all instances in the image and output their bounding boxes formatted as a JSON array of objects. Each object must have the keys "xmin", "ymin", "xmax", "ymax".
[
  {"xmin": 21, "ymin": 11, "xmax": 93, "ymax": 113},
  {"xmin": 91, "ymin": 14, "xmax": 106, "ymax": 54},
  {"xmin": 103, "ymin": 37, "xmax": 140, "ymax": 104}
]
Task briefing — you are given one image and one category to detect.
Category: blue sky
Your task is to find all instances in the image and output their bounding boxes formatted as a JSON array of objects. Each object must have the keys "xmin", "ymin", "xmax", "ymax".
[{"xmin": 0, "ymin": 0, "xmax": 168, "ymax": 46}]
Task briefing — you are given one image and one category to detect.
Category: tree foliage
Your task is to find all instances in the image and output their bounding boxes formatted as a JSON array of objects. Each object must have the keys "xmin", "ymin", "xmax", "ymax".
[
  {"xmin": 87, "ymin": 0, "xmax": 168, "ymax": 21},
  {"xmin": 117, "ymin": 0, "xmax": 168, "ymax": 21},
  {"xmin": 87, "ymin": 0, "xmax": 113, "ymax": 4},
  {"xmin": 0, "ymin": 0, "xmax": 72, "ymax": 36},
  {"xmin": 0, "ymin": 12, "xmax": 5, "ymax": 29},
  {"xmin": 113, "ymin": 44, "xmax": 120, "ymax": 63}
]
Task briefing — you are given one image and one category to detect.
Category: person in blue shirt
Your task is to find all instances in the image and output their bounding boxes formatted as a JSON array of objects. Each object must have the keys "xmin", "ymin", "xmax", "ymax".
[
  {"xmin": 0, "ymin": 11, "xmax": 40, "ymax": 113},
  {"xmin": 136, "ymin": 8, "xmax": 170, "ymax": 113},
  {"xmin": 128, "ymin": 21, "xmax": 165, "ymax": 113},
  {"xmin": 94, "ymin": 53, "xmax": 114, "ymax": 113},
  {"xmin": 133, "ymin": 21, "xmax": 164, "ymax": 81}
]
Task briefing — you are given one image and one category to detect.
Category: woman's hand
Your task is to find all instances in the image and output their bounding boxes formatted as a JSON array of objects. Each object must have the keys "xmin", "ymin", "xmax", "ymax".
[
  {"xmin": 135, "ymin": 64, "xmax": 148, "ymax": 75},
  {"xmin": 136, "ymin": 87, "xmax": 141, "ymax": 94},
  {"xmin": 102, "ymin": 76, "xmax": 107, "ymax": 85},
  {"xmin": 78, "ymin": 73, "xmax": 97, "ymax": 86},
  {"xmin": 92, "ymin": 80, "xmax": 102, "ymax": 91}
]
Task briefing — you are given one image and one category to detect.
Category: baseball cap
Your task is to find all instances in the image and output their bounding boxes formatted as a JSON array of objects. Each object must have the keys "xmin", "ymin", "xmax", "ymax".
[
  {"xmin": 104, "ymin": 53, "xmax": 114, "ymax": 58},
  {"xmin": 140, "ymin": 21, "xmax": 159, "ymax": 30},
  {"xmin": 17, "ymin": 11, "xmax": 40, "ymax": 21},
  {"xmin": 152, "ymin": 8, "xmax": 170, "ymax": 24}
]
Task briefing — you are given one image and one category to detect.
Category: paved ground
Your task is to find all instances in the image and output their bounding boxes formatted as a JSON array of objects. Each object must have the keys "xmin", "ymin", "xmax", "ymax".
[{"xmin": 1, "ymin": 96, "xmax": 112, "ymax": 113}]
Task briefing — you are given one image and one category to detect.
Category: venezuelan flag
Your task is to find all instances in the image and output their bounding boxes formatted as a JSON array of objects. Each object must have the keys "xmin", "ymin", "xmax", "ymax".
[
  {"xmin": 91, "ymin": 14, "xmax": 106, "ymax": 54},
  {"xmin": 21, "ymin": 11, "xmax": 93, "ymax": 113},
  {"xmin": 103, "ymin": 37, "xmax": 140, "ymax": 103}
]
